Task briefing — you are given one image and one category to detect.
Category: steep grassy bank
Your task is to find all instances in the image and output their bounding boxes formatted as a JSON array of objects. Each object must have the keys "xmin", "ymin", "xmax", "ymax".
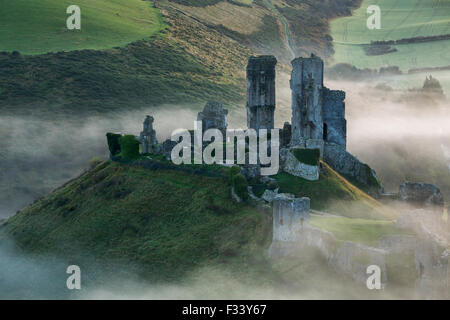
[{"xmin": 274, "ymin": 162, "xmax": 393, "ymax": 220}]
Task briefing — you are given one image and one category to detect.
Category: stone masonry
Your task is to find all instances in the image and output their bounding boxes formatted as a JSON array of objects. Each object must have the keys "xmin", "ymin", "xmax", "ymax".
[
  {"xmin": 246, "ymin": 55, "xmax": 277, "ymax": 131},
  {"xmin": 197, "ymin": 101, "xmax": 228, "ymax": 136},
  {"xmin": 139, "ymin": 115, "xmax": 158, "ymax": 154},
  {"xmin": 271, "ymin": 193, "xmax": 310, "ymax": 242}
]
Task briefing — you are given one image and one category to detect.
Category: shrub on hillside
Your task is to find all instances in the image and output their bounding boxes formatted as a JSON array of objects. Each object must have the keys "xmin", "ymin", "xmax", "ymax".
[
  {"xmin": 291, "ymin": 148, "xmax": 320, "ymax": 166},
  {"xmin": 89, "ymin": 157, "xmax": 102, "ymax": 169},
  {"xmin": 106, "ymin": 133, "xmax": 122, "ymax": 156},
  {"xmin": 230, "ymin": 165, "xmax": 241, "ymax": 179},
  {"xmin": 119, "ymin": 135, "xmax": 140, "ymax": 160},
  {"xmin": 232, "ymin": 173, "xmax": 249, "ymax": 201}
]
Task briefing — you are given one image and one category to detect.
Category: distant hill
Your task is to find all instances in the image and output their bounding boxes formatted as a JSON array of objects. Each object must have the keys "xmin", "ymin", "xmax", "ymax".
[
  {"xmin": 0, "ymin": 0, "xmax": 165, "ymax": 55},
  {"xmin": 0, "ymin": 6, "xmax": 252, "ymax": 116}
]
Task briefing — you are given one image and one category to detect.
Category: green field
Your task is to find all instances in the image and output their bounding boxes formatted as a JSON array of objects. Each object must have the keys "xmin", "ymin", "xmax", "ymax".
[
  {"xmin": 330, "ymin": 0, "xmax": 450, "ymax": 71},
  {"xmin": 0, "ymin": 0, "xmax": 166, "ymax": 54},
  {"xmin": 310, "ymin": 215, "xmax": 412, "ymax": 246}
]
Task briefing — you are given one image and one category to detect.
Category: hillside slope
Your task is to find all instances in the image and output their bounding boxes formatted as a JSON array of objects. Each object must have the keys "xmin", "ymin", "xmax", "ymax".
[
  {"xmin": 0, "ymin": 161, "xmax": 273, "ymax": 282},
  {"xmin": 0, "ymin": 157, "xmax": 393, "ymax": 271},
  {"xmin": 0, "ymin": 158, "xmax": 420, "ymax": 298},
  {"xmin": 0, "ymin": 0, "xmax": 165, "ymax": 54},
  {"xmin": 163, "ymin": 0, "xmax": 363, "ymax": 63},
  {"xmin": 0, "ymin": 6, "xmax": 253, "ymax": 116}
]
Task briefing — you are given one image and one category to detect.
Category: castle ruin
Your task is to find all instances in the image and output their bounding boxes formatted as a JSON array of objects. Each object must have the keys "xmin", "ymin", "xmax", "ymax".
[
  {"xmin": 131, "ymin": 53, "xmax": 379, "ymax": 193},
  {"xmin": 246, "ymin": 54, "xmax": 347, "ymax": 157},
  {"xmin": 197, "ymin": 101, "xmax": 228, "ymax": 136},
  {"xmin": 138, "ymin": 115, "xmax": 158, "ymax": 154},
  {"xmin": 246, "ymin": 56, "xmax": 277, "ymax": 131},
  {"xmin": 290, "ymin": 55, "xmax": 346, "ymax": 151}
]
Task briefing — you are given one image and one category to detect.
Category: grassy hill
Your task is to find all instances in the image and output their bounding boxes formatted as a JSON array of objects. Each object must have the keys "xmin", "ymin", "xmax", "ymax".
[
  {"xmin": 0, "ymin": 156, "xmax": 394, "ymax": 278},
  {"xmin": 0, "ymin": 157, "xmax": 423, "ymax": 298},
  {"xmin": 0, "ymin": 6, "xmax": 252, "ymax": 116},
  {"xmin": 0, "ymin": 160, "xmax": 272, "ymax": 282},
  {"xmin": 162, "ymin": 0, "xmax": 363, "ymax": 63},
  {"xmin": 0, "ymin": 0, "xmax": 166, "ymax": 55}
]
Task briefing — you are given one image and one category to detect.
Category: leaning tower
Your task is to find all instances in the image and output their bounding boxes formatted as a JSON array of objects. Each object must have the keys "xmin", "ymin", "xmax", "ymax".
[{"xmin": 246, "ymin": 55, "xmax": 277, "ymax": 131}]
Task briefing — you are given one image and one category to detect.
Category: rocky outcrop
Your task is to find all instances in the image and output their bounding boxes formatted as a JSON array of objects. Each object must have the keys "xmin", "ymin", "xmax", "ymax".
[
  {"xmin": 398, "ymin": 182, "xmax": 444, "ymax": 207},
  {"xmin": 280, "ymin": 148, "xmax": 319, "ymax": 181}
]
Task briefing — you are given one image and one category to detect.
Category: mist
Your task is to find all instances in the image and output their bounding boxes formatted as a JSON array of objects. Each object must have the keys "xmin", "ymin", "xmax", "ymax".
[
  {"xmin": 0, "ymin": 73, "xmax": 449, "ymax": 299},
  {"xmin": 0, "ymin": 106, "xmax": 204, "ymax": 219},
  {"xmin": 0, "ymin": 236, "xmax": 416, "ymax": 300}
]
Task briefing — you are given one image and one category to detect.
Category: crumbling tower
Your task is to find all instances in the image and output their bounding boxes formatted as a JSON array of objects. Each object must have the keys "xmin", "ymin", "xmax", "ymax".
[
  {"xmin": 246, "ymin": 55, "xmax": 277, "ymax": 131},
  {"xmin": 197, "ymin": 101, "xmax": 228, "ymax": 136},
  {"xmin": 139, "ymin": 115, "xmax": 157, "ymax": 154},
  {"xmin": 290, "ymin": 54, "xmax": 324, "ymax": 150}
]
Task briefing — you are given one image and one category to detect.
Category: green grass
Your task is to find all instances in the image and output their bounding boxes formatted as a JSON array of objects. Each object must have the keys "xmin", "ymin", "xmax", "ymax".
[
  {"xmin": 330, "ymin": 0, "xmax": 450, "ymax": 71},
  {"xmin": 274, "ymin": 162, "xmax": 394, "ymax": 220},
  {"xmin": 310, "ymin": 215, "xmax": 413, "ymax": 246},
  {"xmin": 0, "ymin": 161, "xmax": 272, "ymax": 282},
  {"xmin": 0, "ymin": 6, "xmax": 251, "ymax": 116},
  {"xmin": 0, "ymin": 0, "xmax": 166, "ymax": 55},
  {"xmin": 291, "ymin": 148, "xmax": 320, "ymax": 166}
]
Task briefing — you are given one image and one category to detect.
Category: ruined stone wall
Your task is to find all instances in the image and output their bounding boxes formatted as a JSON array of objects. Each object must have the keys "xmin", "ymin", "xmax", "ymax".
[
  {"xmin": 271, "ymin": 194, "xmax": 310, "ymax": 242},
  {"xmin": 290, "ymin": 55, "xmax": 324, "ymax": 146},
  {"xmin": 323, "ymin": 88, "xmax": 346, "ymax": 149},
  {"xmin": 139, "ymin": 115, "xmax": 158, "ymax": 154},
  {"xmin": 197, "ymin": 101, "xmax": 228, "ymax": 136},
  {"xmin": 246, "ymin": 56, "xmax": 277, "ymax": 131}
]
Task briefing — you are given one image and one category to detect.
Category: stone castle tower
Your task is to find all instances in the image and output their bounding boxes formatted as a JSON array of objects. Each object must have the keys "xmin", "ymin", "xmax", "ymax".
[
  {"xmin": 139, "ymin": 115, "xmax": 158, "ymax": 154},
  {"xmin": 290, "ymin": 55, "xmax": 324, "ymax": 146},
  {"xmin": 290, "ymin": 54, "xmax": 346, "ymax": 154},
  {"xmin": 246, "ymin": 55, "xmax": 277, "ymax": 131}
]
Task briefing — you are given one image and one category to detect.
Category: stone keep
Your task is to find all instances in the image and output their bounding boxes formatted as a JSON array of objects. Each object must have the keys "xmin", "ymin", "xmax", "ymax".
[
  {"xmin": 197, "ymin": 101, "xmax": 228, "ymax": 136},
  {"xmin": 246, "ymin": 55, "xmax": 277, "ymax": 131},
  {"xmin": 139, "ymin": 115, "xmax": 158, "ymax": 154},
  {"xmin": 272, "ymin": 194, "xmax": 310, "ymax": 242},
  {"xmin": 290, "ymin": 54, "xmax": 324, "ymax": 147}
]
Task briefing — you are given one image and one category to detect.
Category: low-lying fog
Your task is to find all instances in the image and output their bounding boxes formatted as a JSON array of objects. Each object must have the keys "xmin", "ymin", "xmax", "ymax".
[
  {"xmin": 0, "ymin": 73, "xmax": 448, "ymax": 299},
  {"xmin": 1, "ymin": 74, "xmax": 449, "ymax": 219}
]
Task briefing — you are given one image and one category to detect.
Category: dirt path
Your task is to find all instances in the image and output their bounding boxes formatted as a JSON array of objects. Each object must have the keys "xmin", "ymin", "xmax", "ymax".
[{"xmin": 263, "ymin": 0, "xmax": 296, "ymax": 59}]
